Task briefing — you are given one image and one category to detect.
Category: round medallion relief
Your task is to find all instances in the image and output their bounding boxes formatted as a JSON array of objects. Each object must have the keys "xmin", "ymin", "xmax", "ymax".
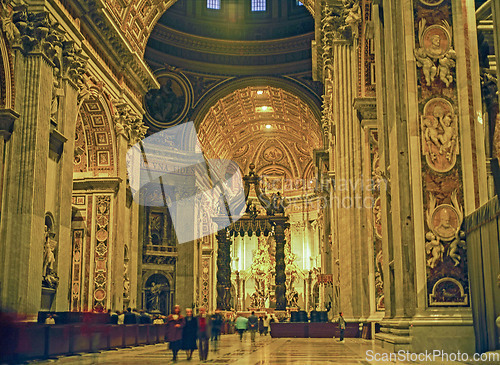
[
  {"xmin": 263, "ymin": 146, "xmax": 284, "ymax": 162},
  {"xmin": 430, "ymin": 204, "xmax": 460, "ymax": 240},
  {"xmin": 422, "ymin": 24, "xmax": 451, "ymax": 59},
  {"xmin": 419, "ymin": 0, "xmax": 445, "ymax": 6},
  {"xmin": 94, "ymin": 288, "xmax": 106, "ymax": 301},
  {"xmin": 144, "ymin": 73, "xmax": 192, "ymax": 128},
  {"xmin": 96, "ymin": 228, "xmax": 108, "ymax": 242}
]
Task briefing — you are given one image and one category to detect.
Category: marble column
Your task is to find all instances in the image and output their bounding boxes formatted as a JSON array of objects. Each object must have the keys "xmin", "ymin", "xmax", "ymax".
[
  {"xmin": 174, "ymin": 185, "xmax": 197, "ymax": 310},
  {"xmin": 0, "ymin": 44, "xmax": 55, "ymax": 318},
  {"xmin": 110, "ymin": 121, "xmax": 128, "ymax": 312},
  {"xmin": 372, "ymin": 0, "xmax": 484, "ymax": 353},
  {"xmin": 326, "ymin": 39, "xmax": 369, "ymax": 320},
  {"xmin": 53, "ymin": 70, "xmax": 80, "ymax": 311}
]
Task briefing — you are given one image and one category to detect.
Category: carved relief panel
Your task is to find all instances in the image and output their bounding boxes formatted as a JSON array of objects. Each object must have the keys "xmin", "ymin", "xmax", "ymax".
[
  {"xmin": 369, "ymin": 131, "xmax": 384, "ymax": 310},
  {"xmin": 414, "ymin": 0, "xmax": 469, "ymax": 307},
  {"xmin": 93, "ymin": 195, "xmax": 111, "ymax": 311}
]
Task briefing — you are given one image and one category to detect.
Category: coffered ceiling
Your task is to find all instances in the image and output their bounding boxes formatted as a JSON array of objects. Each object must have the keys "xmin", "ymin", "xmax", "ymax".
[{"xmin": 197, "ymin": 86, "xmax": 322, "ymax": 194}]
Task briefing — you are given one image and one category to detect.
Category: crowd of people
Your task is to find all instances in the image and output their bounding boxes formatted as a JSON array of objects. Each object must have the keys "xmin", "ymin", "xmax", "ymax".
[
  {"xmin": 42, "ymin": 307, "xmax": 348, "ymax": 360},
  {"xmin": 164, "ymin": 305, "xmax": 224, "ymax": 361}
]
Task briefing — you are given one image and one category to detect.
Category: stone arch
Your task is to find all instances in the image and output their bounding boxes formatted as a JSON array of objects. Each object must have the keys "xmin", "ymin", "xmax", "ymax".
[
  {"xmin": 74, "ymin": 97, "xmax": 117, "ymax": 175},
  {"xmin": 118, "ymin": 0, "xmax": 315, "ymax": 55}
]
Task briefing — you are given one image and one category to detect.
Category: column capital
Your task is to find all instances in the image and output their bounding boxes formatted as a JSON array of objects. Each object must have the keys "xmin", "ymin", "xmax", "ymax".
[
  {"xmin": 113, "ymin": 100, "xmax": 148, "ymax": 147},
  {"xmin": 320, "ymin": 1, "xmax": 361, "ymax": 67}
]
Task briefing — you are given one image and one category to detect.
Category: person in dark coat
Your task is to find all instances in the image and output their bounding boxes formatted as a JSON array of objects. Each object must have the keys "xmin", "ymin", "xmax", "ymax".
[
  {"xmin": 258, "ymin": 316, "xmax": 264, "ymax": 336},
  {"xmin": 338, "ymin": 312, "xmax": 346, "ymax": 342},
  {"xmin": 166, "ymin": 305, "xmax": 185, "ymax": 361},
  {"xmin": 123, "ymin": 308, "xmax": 136, "ymax": 324},
  {"xmin": 210, "ymin": 310, "xmax": 223, "ymax": 351},
  {"xmin": 139, "ymin": 310, "xmax": 151, "ymax": 324},
  {"xmin": 182, "ymin": 308, "xmax": 198, "ymax": 360},
  {"xmin": 247, "ymin": 311, "xmax": 258, "ymax": 342},
  {"xmin": 109, "ymin": 310, "xmax": 118, "ymax": 324}
]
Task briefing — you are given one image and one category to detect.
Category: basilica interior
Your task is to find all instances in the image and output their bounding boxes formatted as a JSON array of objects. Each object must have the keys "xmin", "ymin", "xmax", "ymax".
[{"xmin": 0, "ymin": 0, "xmax": 499, "ymax": 360}]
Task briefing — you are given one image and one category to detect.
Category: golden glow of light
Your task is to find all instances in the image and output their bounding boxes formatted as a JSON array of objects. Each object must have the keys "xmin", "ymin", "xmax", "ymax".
[
  {"xmin": 265, "ymin": 124, "xmax": 272, "ymax": 129},
  {"xmin": 256, "ymin": 105, "xmax": 273, "ymax": 113},
  {"xmin": 257, "ymin": 90, "xmax": 263, "ymax": 95}
]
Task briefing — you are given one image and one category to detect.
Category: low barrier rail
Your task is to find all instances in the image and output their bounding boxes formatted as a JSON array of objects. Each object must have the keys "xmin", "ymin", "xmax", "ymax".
[{"xmin": 0, "ymin": 323, "xmax": 167, "ymax": 363}]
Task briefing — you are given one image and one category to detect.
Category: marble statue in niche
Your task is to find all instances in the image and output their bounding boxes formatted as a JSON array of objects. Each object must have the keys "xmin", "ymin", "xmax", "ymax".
[
  {"xmin": 421, "ymin": 98, "xmax": 459, "ymax": 172},
  {"xmin": 42, "ymin": 225, "xmax": 59, "ymax": 288},
  {"xmin": 415, "ymin": 19, "xmax": 456, "ymax": 88},
  {"xmin": 147, "ymin": 282, "xmax": 166, "ymax": 311}
]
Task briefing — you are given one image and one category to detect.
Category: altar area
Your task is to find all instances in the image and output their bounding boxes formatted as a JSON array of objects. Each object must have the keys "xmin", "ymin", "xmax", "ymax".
[{"xmin": 210, "ymin": 164, "xmax": 336, "ymax": 322}]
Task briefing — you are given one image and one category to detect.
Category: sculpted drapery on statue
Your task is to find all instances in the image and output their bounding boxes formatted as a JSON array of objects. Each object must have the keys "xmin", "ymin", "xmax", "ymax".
[
  {"xmin": 42, "ymin": 225, "xmax": 58, "ymax": 289},
  {"xmin": 147, "ymin": 282, "xmax": 167, "ymax": 312}
]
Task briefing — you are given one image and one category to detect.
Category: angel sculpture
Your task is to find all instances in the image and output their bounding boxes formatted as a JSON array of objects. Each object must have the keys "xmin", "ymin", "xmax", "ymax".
[
  {"xmin": 422, "ymin": 116, "xmax": 440, "ymax": 162},
  {"xmin": 448, "ymin": 231, "xmax": 466, "ymax": 266},
  {"xmin": 438, "ymin": 50, "xmax": 456, "ymax": 87},
  {"xmin": 438, "ymin": 112, "xmax": 458, "ymax": 160},
  {"xmin": 415, "ymin": 48, "xmax": 437, "ymax": 86},
  {"xmin": 425, "ymin": 231, "xmax": 444, "ymax": 269}
]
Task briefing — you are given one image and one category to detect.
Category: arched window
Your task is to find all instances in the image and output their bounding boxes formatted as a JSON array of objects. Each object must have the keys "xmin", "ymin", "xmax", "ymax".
[
  {"xmin": 207, "ymin": 0, "xmax": 220, "ymax": 10},
  {"xmin": 251, "ymin": 0, "xmax": 266, "ymax": 12}
]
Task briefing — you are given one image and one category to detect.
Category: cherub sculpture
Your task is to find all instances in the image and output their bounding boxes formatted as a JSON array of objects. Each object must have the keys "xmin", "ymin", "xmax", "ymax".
[
  {"xmin": 415, "ymin": 47, "xmax": 437, "ymax": 86},
  {"xmin": 425, "ymin": 231, "xmax": 444, "ymax": 269},
  {"xmin": 438, "ymin": 49, "xmax": 456, "ymax": 87},
  {"xmin": 448, "ymin": 231, "xmax": 466, "ymax": 266}
]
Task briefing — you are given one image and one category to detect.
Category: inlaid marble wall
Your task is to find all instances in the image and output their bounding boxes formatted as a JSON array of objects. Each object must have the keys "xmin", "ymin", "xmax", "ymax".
[{"xmin": 413, "ymin": 0, "xmax": 469, "ymax": 307}]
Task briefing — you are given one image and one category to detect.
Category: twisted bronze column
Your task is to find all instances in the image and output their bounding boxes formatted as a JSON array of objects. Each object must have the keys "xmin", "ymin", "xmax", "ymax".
[
  {"xmin": 216, "ymin": 229, "xmax": 231, "ymax": 310},
  {"xmin": 273, "ymin": 219, "xmax": 288, "ymax": 310}
]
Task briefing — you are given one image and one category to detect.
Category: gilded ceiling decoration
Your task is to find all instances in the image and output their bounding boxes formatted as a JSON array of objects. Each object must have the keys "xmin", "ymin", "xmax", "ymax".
[
  {"xmin": 101, "ymin": 0, "xmax": 315, "ymax": 55},
  {"xmin": 197, "ymin": 86, "xmax": 322, "ymax": 196}
]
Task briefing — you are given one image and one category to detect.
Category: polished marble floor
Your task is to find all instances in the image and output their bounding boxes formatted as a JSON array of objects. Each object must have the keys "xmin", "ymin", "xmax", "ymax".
[{"xmin": 28, "ymin": 334, "xmax": 486, "ymax": 365}]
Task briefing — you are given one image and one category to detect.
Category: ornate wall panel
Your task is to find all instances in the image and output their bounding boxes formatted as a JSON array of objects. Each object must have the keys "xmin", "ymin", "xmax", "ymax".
[
  {"xmin": 369, "ymin": 131, "xmax": 384, "ymax": 311},
  {"xmin": 358, "ymin": 0, "xmax": 375, "ymax": 97},
  {"xmin": 414, "ymin": 0, "xmax": 469, "ymax": 307},
  {"xmin": 200, "ymin": 255, "xmax": 211, "ymax": 309},
  {"xmin": 74, "ymin": 100, "xmax": 116, "ymax": 175},
  {"xmin": 83, "ymin": 195, "xmax": 93, "ymax": 311},
  {"xmin": 93, "ymin": 195, "xmax": 111, "ymax": 311},
  {"xmin": 71, "ymin": 229, "xmax": 84, "ymax": 311}
]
